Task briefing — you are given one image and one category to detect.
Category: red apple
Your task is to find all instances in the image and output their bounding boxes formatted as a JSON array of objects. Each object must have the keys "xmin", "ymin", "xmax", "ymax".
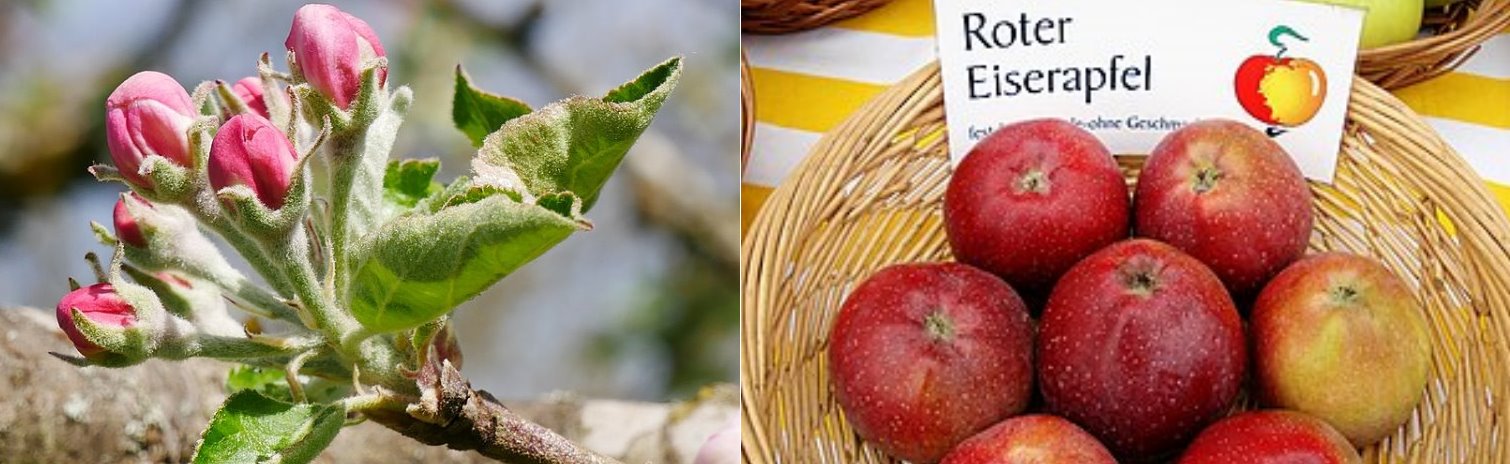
[
  {"xmin": 830, "ymin": 262, "xmax": 1034, "ymax": 463},
  {"xmin": 1253, "ymin": 253, "xmax": 1431, "ymax": 447},
  {"xmin": 1133, "ymin": 119, "xmax": 1313, "ymax": 299},
  {"xmin": 1178, "ymin": 410, "xmax": 1361, "ymax": 464},
  {"xmin": 1037, "ymin": 239, "xmax": 1246, "ymax": 461},
  {"xmin": 940, "ymin": 414, "xmax": 1116, "ymax": 464},
  {"xmin": 945, "ymin": 118, "xmax": 1129, "ymax": 298}
]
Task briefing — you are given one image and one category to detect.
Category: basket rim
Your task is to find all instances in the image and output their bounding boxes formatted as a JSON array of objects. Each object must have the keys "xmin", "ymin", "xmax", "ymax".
[
  {"xmin": 742, "ymin": 47, "xmax": 756, "ymax": 171},
  {"xmin": 741, "ymin": 0, "xmax": 897, "ymax": 35},
  {"xmin": 741, "ymin": 60, "xmax": 1510, "ymax": 463},
  {"xmin": 1356, "ymin": 0, "xmax": 1510, "ymax": 89},
  {"xmin": 1361, "ymin": 0, "xmax": 1510, "ymax": 56}
]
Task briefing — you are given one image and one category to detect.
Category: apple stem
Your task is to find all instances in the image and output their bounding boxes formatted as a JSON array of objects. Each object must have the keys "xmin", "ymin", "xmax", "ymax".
[
  {"xmin": 924, "ymin": 311, "xmax": 955, "ymax": 343},
  {"xmin": 1329, "ymin": 285, "xmax": 1360, "ymax": 304},
  {"xmin": 1127, "ymin": 273, "xmax": 1157, "ymax": 294},
  {"xmin": 1017, "ymin": 170, "xmax": 1049, "ymax": 195},
  {"xmin": 1193, "ymin": 167, "xmax": 1223, "ymax": 194},
  {"xmin": 1118, "ymin": 261, "xmax": 1161, "ymax": 297}
]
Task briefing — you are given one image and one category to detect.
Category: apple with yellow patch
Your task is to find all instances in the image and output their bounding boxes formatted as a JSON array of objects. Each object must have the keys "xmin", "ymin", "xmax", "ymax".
[{"xmin": 1252, "ymin": 252, "xmax": 1431, "ymax": 447}]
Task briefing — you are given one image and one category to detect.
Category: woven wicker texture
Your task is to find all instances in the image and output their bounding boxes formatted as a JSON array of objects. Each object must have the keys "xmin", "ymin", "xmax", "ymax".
[
  {"xmin": 1358, "ymin": 0, "xmax": 1510, "ymax": 89},
  {"xmin": 742, "ymin": 0, "xmax": 894, "ymax": 34},
  {"xmin": 741, "ymin": 62, "xmax": 1510, "ymax": 463},
  {"xmin": 742, "ymin": 48, "xmax": 755, "ymax": 171}
]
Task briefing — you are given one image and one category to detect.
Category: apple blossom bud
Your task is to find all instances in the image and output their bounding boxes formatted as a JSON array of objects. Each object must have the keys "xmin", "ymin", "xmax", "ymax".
[
  {"xmin": 157, "ymin": 271, "xmax": 193, "ymax": 289},
  {"xmin": 693, "ymin": 419, "xmax": 739, "ymax": 464},
  {"xmin": 208, "ymin": 115, "xmax": 300, "ymax": 209},
  {"xmin": 232, "ymin": 77, "xmax": 272, "ymax": 118},
  {"xmin": 105, "ymin": 71, "xmax": 196, "ymax": 188},
  {"xmin": 55, "ymin": 283, "xmax": 137, "ymax": 358},
  {"xmin": 285, "ymin": 4, "xmax": 386, "ymax": 109},
  {"xmin": 113, "ymin": 192, "xmax": 153, "ymax": 248}
]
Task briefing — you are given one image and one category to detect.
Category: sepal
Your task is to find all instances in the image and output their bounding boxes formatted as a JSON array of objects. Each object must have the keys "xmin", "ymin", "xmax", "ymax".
[
  {"xmin": 123, "ymin": 267, "xmax": 243, "ymax": 337},
  {"xmin": 257, "ymin": 52, "xmax": 295, "ymax": 129},
  {"xmin": 90, "ymin": 221, "xmax": 118, "ymax": 247},
  {"xmin": 215, "ymin": 80, "xmax": 252, "ymax": 118},
  {"xmin": 213, "ymin": 149, "xmax": 315, "ymax": 238},
  {"xmin": 113, "ymin": 193, "xmax": 246, "ymax": 288},
  {"xmin": 190, "ymin": 81, "xmax": 221, "ymax": 118}
]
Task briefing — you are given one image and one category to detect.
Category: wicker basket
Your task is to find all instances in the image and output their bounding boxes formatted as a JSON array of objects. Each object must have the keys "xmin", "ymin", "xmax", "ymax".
[
  {"xmin": 1358, "ymin": 0, "xmax": 1510, "ymax": 89},
  {"xmin": 742, "ymin": 0, "xmax": 895, "ymax": 34},
  {"xmin": 742, "ymin": 48, "xmax": 756, "ymax": 171},
  {"xmin": 741, "ymin": 62, "xmax": 1510, "ymax": 463}
]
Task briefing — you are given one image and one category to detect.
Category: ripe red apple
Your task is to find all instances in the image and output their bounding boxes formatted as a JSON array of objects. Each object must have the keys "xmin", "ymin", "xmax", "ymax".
[
  {"xmin": 829, "ymin": 262, "xmax": 1034, "ymax": 463},
  {"xmin": 1252, "ymin": 253, "xmax": 1431, "ymax": 447},
  {"xmin": 1037, "ymin": 239, "xmax": 1246, "ymax": 461},
  {"xmin": 940, "ymin": 414, "xmax": 1116, "ymax": 464},
  {"xmin": 945, "ymin": 118, "xmax": 1129, "ymax": 298},
  {"xmin": 1133, "ymin": 119, "xmax": 1313, "ymax": 299},
  {"xmin": 1178, "ymin": 410, "xmax": 1361, "ymax": 464}
]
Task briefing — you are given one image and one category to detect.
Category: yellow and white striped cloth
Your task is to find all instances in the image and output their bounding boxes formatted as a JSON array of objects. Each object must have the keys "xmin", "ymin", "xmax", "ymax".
[{"xmin": 742, "ymin": 0, "xmax": 1510, "ymax": 231}]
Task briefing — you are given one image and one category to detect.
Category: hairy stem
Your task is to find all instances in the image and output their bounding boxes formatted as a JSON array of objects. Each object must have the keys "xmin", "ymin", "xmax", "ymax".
[
  {"xmin": 355, "ymin": 358, "xmax": 620, "ymax": 464},
  {"xmin": 278, "ymin": 224, "xmax": 351, "ymax": 335},
  {"xmin": 176, "ymin": 181, "xmax": 289, "ymax": 296},
  {"xmin": 194, "ymin": 208, "xmax": 296, "ymax": 297},
  {"xmin": 275, "ymin": 224, "xmax": 411, "ymax": 393},
  {"xmin": 327, "ymin": 143, "xmax": 357, "ymax": 295},
  {"xmin": 222, "ymin": 277, "xmax": 303, "ymax": 323}
]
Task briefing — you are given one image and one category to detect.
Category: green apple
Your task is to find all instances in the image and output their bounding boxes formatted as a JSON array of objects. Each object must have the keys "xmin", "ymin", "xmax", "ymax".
[{"xmin": 1298, "ymin": 0, "xmax": 1424, "ymax": 48}]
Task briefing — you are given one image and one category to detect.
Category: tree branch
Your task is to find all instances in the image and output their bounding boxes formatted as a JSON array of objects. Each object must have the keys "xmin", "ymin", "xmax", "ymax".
[{"xmin": 359, "ymin": 353, "xmax": 620, "ymax": 464}]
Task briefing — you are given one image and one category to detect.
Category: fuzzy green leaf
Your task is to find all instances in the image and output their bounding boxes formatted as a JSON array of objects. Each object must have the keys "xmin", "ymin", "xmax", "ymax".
[
  {"xmin": 383, "ymin": 158, "xmax": 443, "ymax": 209},
  {"xmin": 473, "ymin": 57, "xmax": 680, "ymax": 212},
  {"xmin": 347, "ymin": 193, "xmax": 586, "ymax": 332},
  {"xmin": 226, "ymin": 365, "xmax": 287, "ymax": 393},
  {"xmin": 191, "ymin": 390, "xmax": 344, "ymax": 464},
  {"xmin": 453, "ymin": 66, "xmax": 533, "ymax": 148}
]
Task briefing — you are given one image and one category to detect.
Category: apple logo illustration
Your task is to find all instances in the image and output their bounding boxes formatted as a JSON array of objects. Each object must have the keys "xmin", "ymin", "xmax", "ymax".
[{"xmin": 1234, "ymin": 26, "xmax": 1327, "ymax": 137}]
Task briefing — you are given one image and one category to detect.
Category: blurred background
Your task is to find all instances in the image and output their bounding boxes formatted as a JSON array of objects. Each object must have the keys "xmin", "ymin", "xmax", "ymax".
[{"xmin": 0, "ymin": 0, "xmax": 739, "ymax": 402}]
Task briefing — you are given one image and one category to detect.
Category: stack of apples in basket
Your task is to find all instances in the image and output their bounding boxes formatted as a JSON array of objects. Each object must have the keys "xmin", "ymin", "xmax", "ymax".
[{"xmin": 829, "ymin": 119, "xmax": 1431, "ymax": 463}]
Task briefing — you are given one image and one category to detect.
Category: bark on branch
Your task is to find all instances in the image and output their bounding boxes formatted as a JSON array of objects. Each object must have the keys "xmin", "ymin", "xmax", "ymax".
[{"xmin": 360, "ymin": 353, "xmax": 619, "ymax": 464}]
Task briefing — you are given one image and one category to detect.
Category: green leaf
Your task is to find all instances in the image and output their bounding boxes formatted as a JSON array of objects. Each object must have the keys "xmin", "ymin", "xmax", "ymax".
[
  {"xmin": 347, "ymin": 193, "xmax": 586, "ymax": 332},
  {"xmin": 473, "ymin": 56, "xmax": 681, "ymax": 212},
  {"xmin": 452, "ymin": 65, "xmax": 533, "ymax": 148},
  {"xmin": 383, "ymin": 158, "xmax": 443, "ymax": 209},
  {"xmin": 191, "ymin": 390, "xmax": 344, "ymax": 464},
  {"xmin": 226, "ymin": 365, "xmax": 292, "ymax": 402}
]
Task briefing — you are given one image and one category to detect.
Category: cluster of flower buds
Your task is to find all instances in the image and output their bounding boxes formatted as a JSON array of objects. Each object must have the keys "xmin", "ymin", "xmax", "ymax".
[
  {"xmin": 60, "ymin": 3, "xmax": 391, "ymax": 362},
  {"xmin": 96, "ymin": 2, "xmax": 387, "ymax": 211}
]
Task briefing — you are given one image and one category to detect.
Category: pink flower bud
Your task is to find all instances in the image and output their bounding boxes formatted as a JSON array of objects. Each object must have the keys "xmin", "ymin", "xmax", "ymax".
[
  {"xmin": 232, "ymin": 77, "xmax": 272, "ymax": 119},
  {"xmin": 693, "ymin": 419, "xmax": 740, "ymax": 464},
  {"xmin": 157, "ymin": 272, "xmax": 193, "ymax": 290},
  {"xmin": 105, "ymin": 71, "xmax": 196, "ymax": 188},
  {"xmin": 55, "ymin": 283, "xmax": 137, "ymax": 358},
  {"xmin": 113, "ymin": 192, "xmax": 153, "ymax": 248},
  {"xmin": 208, "ymin": 115, "xmax": 300, "ymax": 209},
  {"xmin": 285, "ymin": 4, "xmax": 386, "ymax": 109}
]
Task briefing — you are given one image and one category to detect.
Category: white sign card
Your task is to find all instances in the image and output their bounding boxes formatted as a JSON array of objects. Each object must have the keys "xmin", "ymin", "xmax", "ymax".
[{"xmin": 932, "ymin": 0, "xmax": 1364, "ymax": 181}]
